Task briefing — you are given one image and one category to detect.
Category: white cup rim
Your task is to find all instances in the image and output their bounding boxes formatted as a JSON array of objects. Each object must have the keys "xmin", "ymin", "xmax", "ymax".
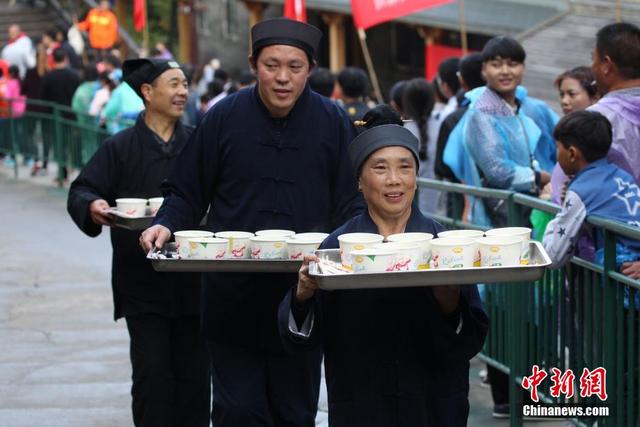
[
  {"xmin": 116, "ymin": 198, "xmax": 147, "ymax": 204},
  {"xmin": 215, "ymin": 231, "xmax": 254, "ymax": 238},
  {"xmin": 174, "ymin": 230, "xmax": 214, "ymax": 238},
  {"xmin": 476, "ymin": 236, "xmax": 523, "ymax": 246},
  {"xmin": 485, "ymin": 227, "xmax": 532, "ymax": 237},
  {"xmin": 387, "ymin": 232, "xmax": 434, "ymax": 241},
  {"xmin": 250, "ymin": 235, "xmax": 288, "ymax": 242},
  {"xmin": 286, "ymin": 238, "xmax": 324, "ymax": 245},
  {"xmin": 188, "ymin": 237, "xmax": 229, "ymax": 244},
  {"xmin": 437, "ymin": 229, "xmax": 484, "ymax": 238},
  {"xmin": 255, "ymin": 229, "xmax": 296, "ymax": 236},
  {"xmin": 338, "ymin": 233, "xmax": 384, "ymax": 244},
  {"xmin": 431, "ymin": 237, "xmax": 476, "ymax": 246}
]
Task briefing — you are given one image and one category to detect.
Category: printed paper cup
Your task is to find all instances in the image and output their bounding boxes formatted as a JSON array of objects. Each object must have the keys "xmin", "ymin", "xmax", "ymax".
[
  {"xmin": 485, "ymin": 227, "xmax": 532, "ymax": 264},
  {"xmin": 337, "ymin": 233, "xmax": 384, "ymax": 270},
  {"xmin": 255, "ymin": 229, "xmax": 296, "ymax": 238},
  {"xmin": 476, "ymin": 236, "xmax": 523, "ymax": 267},
  {"xmin": 437, "ymin": 229, "xmax": 484, "ymax": 266},
  {"xmin": 174, "ymin": 230, "xmax": 214, "ymax": 258},
  {"xmin": 188, "ymin": 237, "xmax": 229, "ymax": 260},
  {"xmin": 249, "ymin": 235, "xmax": 288, "ymax": 259},
  {"xmin": 387, "ymin": 232, "xmax": 434, "ymax": 269},
  {"xmin": 148, "ymin": 197, "xmax": 164, "ymax": 216},
  {"xmin": 215, "ymin": 231, "xmax": 254, "ymax": 259},
  {"xmin": 375, "ymin": 242, "xmax": 422, "ymax": 271},
  {"xmin": 115, "ymin": 198, "xmax": 147, "ymax": 218},
  {"xmin": 350, "ymin": 248, "xmax": 398, "ymax": 273},
  {"xmin": 430, "ymin": 237, "xmax": 476, "ymax": 269},
  {"xmin": 286, "ymin": 237, "xmax": 324, "ymax": 260},
  {"xmin": 292, "ymin": 232, "xmax": 330, "ymax": 241}
]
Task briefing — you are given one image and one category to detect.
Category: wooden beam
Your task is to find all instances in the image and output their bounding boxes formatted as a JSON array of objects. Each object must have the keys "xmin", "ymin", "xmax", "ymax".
[
  {"xmin": 178, "ymin": 1, "xmax": 193, "ymax": 63},
  {"xmin": 242, "ymin": 1, "xmax": 267, "ymax": 54},
  {"xmin": 322, "ymin": 13, "xmax": 346, "ymax": 72}
]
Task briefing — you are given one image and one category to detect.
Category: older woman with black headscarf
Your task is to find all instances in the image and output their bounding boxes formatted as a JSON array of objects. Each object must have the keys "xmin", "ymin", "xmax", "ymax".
[{"xmin": 278, "ymin": 105, "xmax": 488, "ymax": 427}]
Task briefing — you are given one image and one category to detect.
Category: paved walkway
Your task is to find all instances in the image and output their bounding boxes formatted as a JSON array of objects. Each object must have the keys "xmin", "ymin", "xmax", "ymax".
[{"xmin": 0, "ymin": 162, "xmax": 570, "ymax": 426}]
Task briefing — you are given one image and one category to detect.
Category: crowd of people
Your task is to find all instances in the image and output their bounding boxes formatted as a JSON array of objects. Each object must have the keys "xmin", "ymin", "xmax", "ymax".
[{"xmin": 1, "ymin": 3, "xmax": 639, "ymax": 425}]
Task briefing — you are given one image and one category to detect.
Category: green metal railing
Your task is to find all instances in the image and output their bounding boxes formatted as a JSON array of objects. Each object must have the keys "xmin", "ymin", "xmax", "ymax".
[
  {"xmin": 418, "ymin": 177, "xmax": 640, "ymax": 426},
  {"xmin": 0, "ymin": 98, "xmax": 131, "ymax": 184}
]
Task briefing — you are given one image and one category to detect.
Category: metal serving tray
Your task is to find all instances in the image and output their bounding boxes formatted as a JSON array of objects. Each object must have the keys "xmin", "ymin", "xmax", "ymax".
[
  {"xmin": 311, "ymin": 241, "xmax": 552, "ymax": 291},
  {"xmin": 148, "ymin": 243, "xmax": 303, "ymax": 273},
  {"xmin": 106, "ymin": 208, "xmax": 155, "ymax": 231}
]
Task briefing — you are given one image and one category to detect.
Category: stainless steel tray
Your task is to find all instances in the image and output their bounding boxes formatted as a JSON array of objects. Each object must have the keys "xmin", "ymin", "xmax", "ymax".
[
  {"xmin": 311, "ymin": 241, "xmax": 551, "ymax": 290},
  {"xmin": 106, "ymin": 208, "xmax": 155, "ymax": 231},
  {"xmin": 148, "ymin": 243, "xmax": 303, "ymax": 273}
]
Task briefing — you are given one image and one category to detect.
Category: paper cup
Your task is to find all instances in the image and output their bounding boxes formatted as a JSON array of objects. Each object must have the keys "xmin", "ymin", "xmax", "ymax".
[
  {"xmin": 255, "ymin": 229, "xmax": 296, "ymax": 238},
  {"xmin": 437, "ymin": 229, "xmax": 484, "ymax": 266},
  {"xmin": 188, "ymin": 237, "xmax": 229, "ymax": 260},
  {"xmin": 375, "ymin": 242, "xmax": 422, "ymax": 271},
  {"xmin": 174, "ymin": 230, "xmax": 214, "ymax": 258},
  {"xmin": 215, "ymin": 231, "xmax": 254, "ymax": 259},
  {"xmin": 115, "ymin": 198, "xmax": 147, "ymax": 218},
  {"xmin": 350, "ymin": 248, "xmax": 398, "ymax": 273},
  {"xmin": 249, "ymin": 235, "xmax": 288, "ymax": 259},
  {"xmin": 148, "ymin": 197, "xmax": 164, "ymax": 216},
  {"xmin": 476, "ymin": 236, "xmax": 523, "ymax": 267},
  {"xmin": 337, "ymin": 233, "xmax": 384, "ymax": 269},
  {"xmin": 286, "ymin": 237, "xmax": 324, "ymax": 260},
  {"xmin": 387, "ymin": 232, "xmax": 434, "ymax": 269},
  {"xmin": 430, "ymin": 237, "xmax": 476, "ymax": 269},
  {"xmin": 485, "ymin": 227, "xmax": 532, "ymax": 264},
  {"xmin": 292, "ymin": 232, "xmax": 330, "ymax": 241}
]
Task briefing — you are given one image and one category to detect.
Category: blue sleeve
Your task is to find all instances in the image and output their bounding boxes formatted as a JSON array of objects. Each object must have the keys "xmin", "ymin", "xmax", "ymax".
[{"xmin": 465, "ymin": 110, "xmax": 535, "ymax": 191}]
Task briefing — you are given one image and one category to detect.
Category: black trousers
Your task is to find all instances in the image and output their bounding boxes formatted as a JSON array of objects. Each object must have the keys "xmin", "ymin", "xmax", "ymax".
[
  {"xmin": 125, "ymin": 313, "xmax": 211, "ymax": 427},
  {"xmin": 207, "ymin": 339, "xmax": 322, "ymax": 427}
]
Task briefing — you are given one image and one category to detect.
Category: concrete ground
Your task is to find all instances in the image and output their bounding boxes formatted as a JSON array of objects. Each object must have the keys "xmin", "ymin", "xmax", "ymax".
[{"xmin": 0, "ymin": 161, "xmax": 571, "ymax": 426}]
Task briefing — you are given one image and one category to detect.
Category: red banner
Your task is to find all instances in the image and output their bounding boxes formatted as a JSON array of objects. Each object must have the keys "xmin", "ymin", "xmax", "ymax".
[
  {"xmin": 425, "ymin": 43, "xmax": 466, "ymax": 81},
  {"xmin": 351, "ymin": 0, "xmax": 453, "ymax": 30},
  {"xmin": 133, "ymin": 0, "xmax": 146, "ymax": 32},
  {"xmin": 284, "ymin": 0, "xmax": 307, "ymax": 22}
]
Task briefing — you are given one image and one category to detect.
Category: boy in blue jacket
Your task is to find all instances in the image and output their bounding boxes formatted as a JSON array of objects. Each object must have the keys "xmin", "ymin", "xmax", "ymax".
[{"xmin": 543, "ymin": 110, "xmax": 640, "ymax": 270}]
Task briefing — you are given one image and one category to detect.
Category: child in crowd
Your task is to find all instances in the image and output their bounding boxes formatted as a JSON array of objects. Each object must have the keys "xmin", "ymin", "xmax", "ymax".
[{"xmin": 543, "ymin": 110, "xmax": 640, "ymax": 273}]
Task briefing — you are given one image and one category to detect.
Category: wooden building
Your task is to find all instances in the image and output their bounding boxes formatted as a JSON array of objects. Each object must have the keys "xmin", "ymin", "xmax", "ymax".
[{"xmin": 194, "ymin": 0, "xmax": 568, "ymax": 101}]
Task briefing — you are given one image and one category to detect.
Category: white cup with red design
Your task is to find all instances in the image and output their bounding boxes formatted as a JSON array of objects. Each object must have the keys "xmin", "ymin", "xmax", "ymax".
[
  {"xmin": 386, "ymin": 232, "xmax": 434, "ymax": 269},
  {"xmin": 215, "ymin": 231, "xmax": 254, "ymax": 259},
  {"xmin": 255, "ymin": 229, "xmax": 296, "ymax": 238},
  {"xmin": 188, "ymin": 237, "xmax": 229, "ymax": 260},
  {"xmin": 374, "ymin": 242, "xmax": 422, "ymax": 271},
  {"xmin": 476, "ymin": 236, "xmax": 523, "ymax": 267},
  {"xmin": 337, "ymin": 233, "xmax": 384, "ymax": 270},
  {"xmin": 437, "ymin": 229, "xmax": 484, "ymax": 267},
  {"xmin": 148, "ymin": 197, "xmax": 164, "ymax": 216},
  {"xmin": 485, "ymin": 227, "xmax": 532, "ymax": 264},
  {"xmin": 286, "ymin": 237, "xmax": 324, "ymax": 260},
  {"xmin": 115, "ymin": 198, "xmax": 147, "ymax": 218},
  {"xmin": 174, "ymin": 230, "xmax": 214, "ymax": 258},
  {"xmin": 430, "ymin": 237, "xmax": 476, "ymax": 269},
  {"xmin": 249, "ymin": 235, "xmax": 288, "ymax": 259},
  {"xmin": 350, "ymin": 248, "xmax": 398, "ymax": 273}
]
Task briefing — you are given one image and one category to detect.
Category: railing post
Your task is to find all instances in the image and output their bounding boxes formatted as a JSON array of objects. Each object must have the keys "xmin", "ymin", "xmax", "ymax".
[
  {"xmin": 506, "ymin": 191, "xmax": 526, "ymax": 426},
  {"xmin": 601, "ymin": 229, "xmax": 617, "ymax": 426},
  {"xmin": 53, "ymin": 105, "xmax": 64, "ymax": 186},
  {"xmin": 9, "ymin": 99, "xmax": 18, "ymax": 179}
]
